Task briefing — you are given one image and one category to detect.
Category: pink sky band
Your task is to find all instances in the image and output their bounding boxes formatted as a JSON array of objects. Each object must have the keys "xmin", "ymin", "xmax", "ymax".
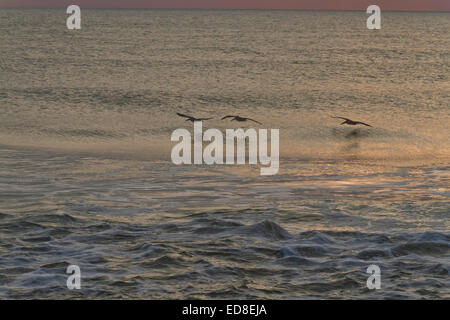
[{"xmin": 1, "ymin": 0, "xmax": 450, "ymax": 12}]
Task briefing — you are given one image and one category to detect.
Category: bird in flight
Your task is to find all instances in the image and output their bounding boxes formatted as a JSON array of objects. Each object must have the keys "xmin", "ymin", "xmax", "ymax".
[
  {"xmin": 221, "ymin": 115, "xmax": 262, "ymax": 125},
  {"xmin": 331, "ymin": 116, "xmax": 372, "ymax": 127},
  {"xmin": 177, "ymin": 112, "xmax": 213, "ymax": 122}
]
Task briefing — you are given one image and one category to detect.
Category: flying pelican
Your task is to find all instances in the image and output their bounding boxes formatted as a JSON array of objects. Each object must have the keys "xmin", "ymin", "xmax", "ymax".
[
  {"xmin": 332, "ymin": 116, "xmax": 372, "ymax": 127},
  {"xmin": 176, "ymin": 112, "xmax": 212, "ymax": 122},
  {"xmin": 221, "ymin": 115, "xmax": 262, "ymax": 125}
]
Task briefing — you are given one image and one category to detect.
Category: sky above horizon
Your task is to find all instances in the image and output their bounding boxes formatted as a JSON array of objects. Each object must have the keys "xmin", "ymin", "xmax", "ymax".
[{"xmin": 1, "ymin": 0, "xmax": 450, "ymax": 12}]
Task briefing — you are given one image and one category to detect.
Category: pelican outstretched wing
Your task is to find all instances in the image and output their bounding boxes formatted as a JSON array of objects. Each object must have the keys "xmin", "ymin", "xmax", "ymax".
[
  {"xmin": 177, "ymin": 112, "xmax": 195, "ymax": 120},
  {"xmin": 246, "ymin": 118, "xmax": 262, "ymax": 125},
  {"xmin": 355, "ymin": 121, "xmax": 372, "ymax": 127},
  {"xmin": 221, "ymin": 115, "xmax": 236, "ymax": 120},
  {"xmin": 332, "ymin": 116, "xmax": 372, "ymax": 127}
]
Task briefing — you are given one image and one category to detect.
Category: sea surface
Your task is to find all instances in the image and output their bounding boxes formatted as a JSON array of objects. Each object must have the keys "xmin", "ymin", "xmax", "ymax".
[{"xmin": 0, "ymin": 9, "xmax": 449, "ymax": 299}]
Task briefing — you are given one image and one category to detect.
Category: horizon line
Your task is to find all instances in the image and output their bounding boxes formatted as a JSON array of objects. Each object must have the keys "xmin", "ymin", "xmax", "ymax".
[{"xmin": 1, "ymin": 7, "xmax": 450, "ymax": 13}]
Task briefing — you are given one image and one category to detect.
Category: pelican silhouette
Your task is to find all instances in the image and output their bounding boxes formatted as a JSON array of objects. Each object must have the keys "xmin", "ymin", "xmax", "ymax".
[
  {"xmin": 332, "ymin": 116, "xmax": 372, "ymax": 127},
  {"xmin": 177, "ymin": 112, "xmax": 212, "ymax": 122},
  {"xmin": 221, "ymin": 115, "xmax": 262, "ymax": 125}
]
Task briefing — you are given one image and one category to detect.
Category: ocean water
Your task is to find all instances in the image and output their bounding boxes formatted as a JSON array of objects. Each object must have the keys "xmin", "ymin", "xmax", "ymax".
[{"xmin": 0, "ymin": 9, "xmax": 449, "ymax": 299}]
